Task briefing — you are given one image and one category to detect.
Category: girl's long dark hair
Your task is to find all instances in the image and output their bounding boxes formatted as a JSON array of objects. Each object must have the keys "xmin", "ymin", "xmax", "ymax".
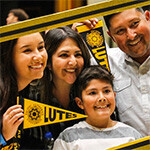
[
  {"xmin": 0, "ymin": 32, "xmax": 45, "ymax": 112},
  {"xmin": 0, "ymin": 39, "xmax": 18, "ymax": 128}
]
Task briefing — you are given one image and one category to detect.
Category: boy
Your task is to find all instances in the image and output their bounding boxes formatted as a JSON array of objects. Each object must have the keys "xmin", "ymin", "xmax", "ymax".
[{"xmin": 53, "ymin": 65, "xmax": 142, "ymax": 150}]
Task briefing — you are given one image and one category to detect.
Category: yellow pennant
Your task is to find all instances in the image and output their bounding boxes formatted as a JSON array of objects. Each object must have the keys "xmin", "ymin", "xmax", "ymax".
[
  {"xmin": 76, "ymin": 20, "xmax": 110, "ymax": 71},
  {"xmin": 17, "ymin": 97, "xmax": 87, "ymax": 129}
]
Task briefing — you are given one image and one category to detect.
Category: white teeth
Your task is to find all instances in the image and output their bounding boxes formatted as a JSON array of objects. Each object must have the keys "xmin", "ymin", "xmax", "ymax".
[
  {"xmin": 129, "ymin": 38, "xmax": 141, "ymax": 45},
  {"xmin": 99, "ymin": 105, "xmax": 107, "ymax": 108},
  {"xmin": 66, "ymin": 69, "xmax": 76, "ymax": 72},
  {"xmin": 31, "ymin": 64, "xmax": 42, "ymax": 69},
  {"xmin": 96, "ymin": 105, "xmax": 108, "ymax": 109}
]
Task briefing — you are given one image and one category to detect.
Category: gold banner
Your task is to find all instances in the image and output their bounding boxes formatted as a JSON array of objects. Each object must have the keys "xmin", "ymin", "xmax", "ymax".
[
  {"xmin": 0, "ymin": 0, "xmax": 149, "ymax": 42},
  {"xmin": 107, "ymin": 136, "xmax": 150, "ymax": 150},
  {"xmin": 77, "ymin": 20, "xmax": 110, "ymax": 70},
  {"xmin": 17, "ymin": 97, "xmax": 87, "ymax": 129}
]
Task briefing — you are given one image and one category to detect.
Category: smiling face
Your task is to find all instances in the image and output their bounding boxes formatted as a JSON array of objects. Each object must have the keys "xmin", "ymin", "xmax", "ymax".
[
  {"xmin": 51, "ymin": 38, "xmax": 84, "ymax": 85},
  {"xmin": 76, "ymin": 79, "xmax": 116, "ymax": 128},
  {"xmin": 13, "ymin": 33, "xmax": 48, "ymax": 90},
  {"xmin": 108, "ymin": 8, "xmax": 150, "ymax": 64}
]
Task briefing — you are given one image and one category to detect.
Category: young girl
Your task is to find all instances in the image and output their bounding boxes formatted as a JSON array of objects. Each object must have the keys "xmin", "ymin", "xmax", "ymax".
[{"xmin": 0, "ymin": 32, "xmax": 48, "ymax": 148}]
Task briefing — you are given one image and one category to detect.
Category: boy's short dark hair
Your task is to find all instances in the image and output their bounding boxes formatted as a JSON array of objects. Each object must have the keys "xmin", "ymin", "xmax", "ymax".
[
  {"xmin": 73, "ymin": 65, "xmax": 114, "ymax": 99},
  {"xmin": 103, "ymin": 7, "xmax": 144, "ymax": 30},
  {"xmin": 10, "ymin": 8, "xmax": 29, "ymax": 21}
]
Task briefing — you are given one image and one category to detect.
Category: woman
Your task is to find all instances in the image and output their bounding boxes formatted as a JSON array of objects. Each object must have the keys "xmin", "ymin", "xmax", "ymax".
[
  {"xmin": 0, "ymin": 32, "xmax": 48, "ymax": 148},
  {"xmin": 43, "ymin": 26, "xmax": 91, "ymax": 139}
]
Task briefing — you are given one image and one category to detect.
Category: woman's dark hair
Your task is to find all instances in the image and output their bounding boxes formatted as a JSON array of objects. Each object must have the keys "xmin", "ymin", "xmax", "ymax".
[
  {"xmin": 73, "ymin": 65, "xmax": 114, "ymax": 99},
  {"xmin": 0, "ymin": 39, "xmax": 18, "ymax": 127}
]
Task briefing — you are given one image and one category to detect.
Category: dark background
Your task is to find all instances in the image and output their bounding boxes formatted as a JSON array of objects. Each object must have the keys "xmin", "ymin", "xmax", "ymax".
[
  {"xmin": 0, "ymin": 1, "xmax": 149, "ymax": 27},
  {"xmin": 0, "ymin": 0, "xmax": 87, "ymax": 26},
  {"xmin": 0, "ymin": 0, "xmax": 55, "ymax": 26}
]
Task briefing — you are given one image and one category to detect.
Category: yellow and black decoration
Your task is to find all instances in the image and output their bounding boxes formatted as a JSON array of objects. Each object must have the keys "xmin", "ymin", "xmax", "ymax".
[
  {"xmin": 0, "ymin": 0, "xmax": 149, "ymax": 42},
  {"xmin": 107, "ymin": 136, "xmax": 150, "ymax": 150},
  {"xmin": 86, "ymin": 30, "xmax": 104, "ymax": 48},
  {"xmin": 26, "ymin": 104, "xmax": 43, "ymax": 125},
  {"xmin": 1, "ymin": 130, "xmax": 21, "ymax": 150},
  {"xmin": 77, "ymin": 20, "xmax": 110, "ymax": 70},
  {"xmin": 1, "ymin": 96, "xmax": 86, "ymax": 150},
  {"xmin": 17, "ymin": 97, "xmax": 87, "ymax": 129}
]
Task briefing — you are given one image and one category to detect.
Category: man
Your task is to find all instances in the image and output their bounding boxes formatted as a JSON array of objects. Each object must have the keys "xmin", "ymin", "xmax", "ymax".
[
  {"xmin": 103, "ymin": 8, "xmax": 150, "ymax": 137},
  {"xmin": 73, "ymin": 7, "xmax": 150, "ymax": 137},
  {"xmin": 6, "ymin": 8, "xmax": 29, "ymax": 25}
]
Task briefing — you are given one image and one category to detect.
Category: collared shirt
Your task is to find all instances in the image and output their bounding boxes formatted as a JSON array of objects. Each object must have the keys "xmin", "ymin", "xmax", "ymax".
[{"xmin": 91, "ymin": 47, "xmax": 150, "ymax": 137}]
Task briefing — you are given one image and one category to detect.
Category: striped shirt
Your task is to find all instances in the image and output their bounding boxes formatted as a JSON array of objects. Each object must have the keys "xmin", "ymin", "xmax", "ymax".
[{"xmin": 53, "ymin": 121, "xmax": 142, "ymax": 150}]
